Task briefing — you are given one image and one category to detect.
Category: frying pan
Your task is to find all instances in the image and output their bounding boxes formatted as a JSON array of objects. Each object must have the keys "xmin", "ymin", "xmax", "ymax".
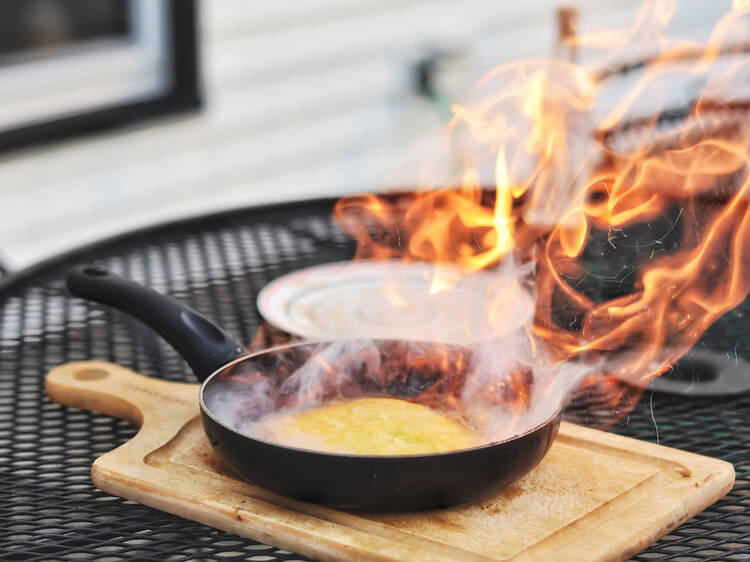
[{"xmin": 66, "ymin": 265, "xmax": 560, "ymax": 511}]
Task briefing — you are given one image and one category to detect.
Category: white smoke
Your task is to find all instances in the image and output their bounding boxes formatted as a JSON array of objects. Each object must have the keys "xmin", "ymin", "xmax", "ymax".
[{"xmin": 204, "ymin": 258, "xmax": 591, "ymax": 451}]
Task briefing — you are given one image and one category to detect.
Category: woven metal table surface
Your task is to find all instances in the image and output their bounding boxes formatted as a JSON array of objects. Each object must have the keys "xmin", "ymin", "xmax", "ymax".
[{"xmin": 1, "ymin": 197, "xmax": 749, "ymax": 561}]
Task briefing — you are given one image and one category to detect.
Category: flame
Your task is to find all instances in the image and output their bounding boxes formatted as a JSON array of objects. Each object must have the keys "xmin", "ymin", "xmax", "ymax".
[{"xmin": 333, "ymin": 2, "xmax": 750, "ymax": 420}]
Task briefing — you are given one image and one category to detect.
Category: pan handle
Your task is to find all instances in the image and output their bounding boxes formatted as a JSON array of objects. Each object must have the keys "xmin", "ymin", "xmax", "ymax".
[{"xmin": 66, "ymin": 265, "xmax": 246, "ymax": 382}]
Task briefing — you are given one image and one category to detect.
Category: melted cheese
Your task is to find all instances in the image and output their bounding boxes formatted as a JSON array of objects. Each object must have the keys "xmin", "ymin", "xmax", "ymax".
[{"xmin": 258, "ymin": 397, "xmax": 480, "ymax": 455}]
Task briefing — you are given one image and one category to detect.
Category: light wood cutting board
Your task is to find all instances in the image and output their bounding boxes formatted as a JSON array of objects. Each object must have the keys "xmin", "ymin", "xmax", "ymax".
[{"xmin": 45, "ymin": 361, "xmax": 735, "ymax": 562}]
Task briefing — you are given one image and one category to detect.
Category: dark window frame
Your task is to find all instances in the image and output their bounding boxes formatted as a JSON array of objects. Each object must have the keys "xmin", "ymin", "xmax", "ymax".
[{"xmin": 0, "ymin": 0, "xmax": 200, "ymax": 155}]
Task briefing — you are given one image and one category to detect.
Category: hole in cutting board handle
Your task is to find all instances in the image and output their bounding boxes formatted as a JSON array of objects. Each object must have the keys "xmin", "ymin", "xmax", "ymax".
[{"xmin": 74, "ymin": 368, "xmax": 109, "ymax": 381}]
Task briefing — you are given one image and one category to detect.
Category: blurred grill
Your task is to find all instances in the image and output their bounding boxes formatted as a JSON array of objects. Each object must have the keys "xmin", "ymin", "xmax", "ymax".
[{"xmin": 1, "ymin": 195, "xmax": 750, "ymax": 560}]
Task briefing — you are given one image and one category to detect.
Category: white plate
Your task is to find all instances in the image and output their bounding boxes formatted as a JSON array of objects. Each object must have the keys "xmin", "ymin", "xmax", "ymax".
[{"xmin": 257, "ymin": 260, "xmax": 534, "ymax": 344}]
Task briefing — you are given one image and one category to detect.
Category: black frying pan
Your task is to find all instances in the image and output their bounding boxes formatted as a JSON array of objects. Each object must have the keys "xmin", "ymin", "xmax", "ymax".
[{"xmin": 66, "ymin": 265, "xmax": 560, "ymax": 511}]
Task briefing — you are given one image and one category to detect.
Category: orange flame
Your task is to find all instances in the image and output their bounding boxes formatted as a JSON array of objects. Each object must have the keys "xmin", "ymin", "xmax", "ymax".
[{"xmin": 334, "ymin": 2, "xmax": 750, "ymax": 404}]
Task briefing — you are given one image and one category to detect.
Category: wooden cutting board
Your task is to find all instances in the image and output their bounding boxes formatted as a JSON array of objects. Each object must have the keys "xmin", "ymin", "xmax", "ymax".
[{"xmin": 45, "ymin": 361, "xmax": 735, "ymax": 562}]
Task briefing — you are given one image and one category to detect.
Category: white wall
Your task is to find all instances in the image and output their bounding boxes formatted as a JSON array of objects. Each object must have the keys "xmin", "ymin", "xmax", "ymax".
[{"xmin": 0, "ymin": 0, "xmax": 728, "ymax": 271}]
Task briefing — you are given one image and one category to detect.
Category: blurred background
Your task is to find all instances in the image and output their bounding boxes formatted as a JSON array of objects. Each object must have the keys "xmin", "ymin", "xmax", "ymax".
[{"xmin": 0, "ymin": 0, "xmax": 734, "ymax": 274}]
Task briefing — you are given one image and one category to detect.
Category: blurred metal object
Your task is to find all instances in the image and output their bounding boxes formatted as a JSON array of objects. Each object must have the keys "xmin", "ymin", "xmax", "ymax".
[
  {"xmin": 556, "ymin": 6, "xmax": 579, "ymax": 63},
  {"xmin": 649, "ymin": 348, "xmax": 750, "ymax": 397},
  {"xmin": 610, "ymin": 347, "xmax": 750, "ymax": 397},
  {"xmin": 411, "ymin": 48, "xmax": 471, "ymax": 122},
  {"xmin": 414, "ymin": 49, "xmax": 442, "ymax": 100}
]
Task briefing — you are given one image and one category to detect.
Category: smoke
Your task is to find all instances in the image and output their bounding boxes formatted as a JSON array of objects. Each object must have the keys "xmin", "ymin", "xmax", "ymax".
[
  {"xmin": 204, "ymin": 258, "xmax": 591, "ymax": 451},
  {"xmin": 458, "ymin": 337, "xmax": 588, "ymax": 442}
]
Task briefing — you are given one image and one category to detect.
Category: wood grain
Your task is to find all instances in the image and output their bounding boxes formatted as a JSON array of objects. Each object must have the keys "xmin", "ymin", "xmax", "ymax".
[{"xmin": 45, "ymin": 361, "xmax": 735, "ymax": 562}]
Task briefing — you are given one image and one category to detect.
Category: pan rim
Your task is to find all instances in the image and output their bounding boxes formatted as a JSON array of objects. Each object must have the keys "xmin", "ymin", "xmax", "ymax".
[{"xmin": 198, "ymin": 339, "xmax": 562, "ymax": 460}]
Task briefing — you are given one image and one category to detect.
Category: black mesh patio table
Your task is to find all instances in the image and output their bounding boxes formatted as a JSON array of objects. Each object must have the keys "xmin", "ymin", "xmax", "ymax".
[{"xmin": 1, "ymin": 197, "xmax": 749, "ymax": 561}]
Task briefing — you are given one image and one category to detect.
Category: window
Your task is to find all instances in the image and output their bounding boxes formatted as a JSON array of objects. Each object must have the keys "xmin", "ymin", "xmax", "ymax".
[{"xmin": 0, "ymin": 0, "xmax": 199, "ymax": 153}]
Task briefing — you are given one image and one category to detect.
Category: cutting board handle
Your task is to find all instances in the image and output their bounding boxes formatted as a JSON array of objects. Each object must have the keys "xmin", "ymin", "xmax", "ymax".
[{"xmin": 46, "ymin": 361, "xmax": 200, "ymax": 428}]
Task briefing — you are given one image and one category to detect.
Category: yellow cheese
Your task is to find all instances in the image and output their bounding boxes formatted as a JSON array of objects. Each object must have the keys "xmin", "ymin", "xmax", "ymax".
[{"xmin": 259, "ymin": 397, "xmax": 481, "ymax": 455}]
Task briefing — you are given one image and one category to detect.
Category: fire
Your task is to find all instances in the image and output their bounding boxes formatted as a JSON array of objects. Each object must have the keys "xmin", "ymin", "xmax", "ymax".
[{"xmin": 334, "ymin": 0, "xmax": 750, "ymax": 406}]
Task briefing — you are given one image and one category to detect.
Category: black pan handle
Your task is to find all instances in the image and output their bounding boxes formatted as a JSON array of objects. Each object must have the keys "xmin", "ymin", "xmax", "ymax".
[{"xmin": 66, "ymin": 265, "xmax": 246, "ymax": 382}]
